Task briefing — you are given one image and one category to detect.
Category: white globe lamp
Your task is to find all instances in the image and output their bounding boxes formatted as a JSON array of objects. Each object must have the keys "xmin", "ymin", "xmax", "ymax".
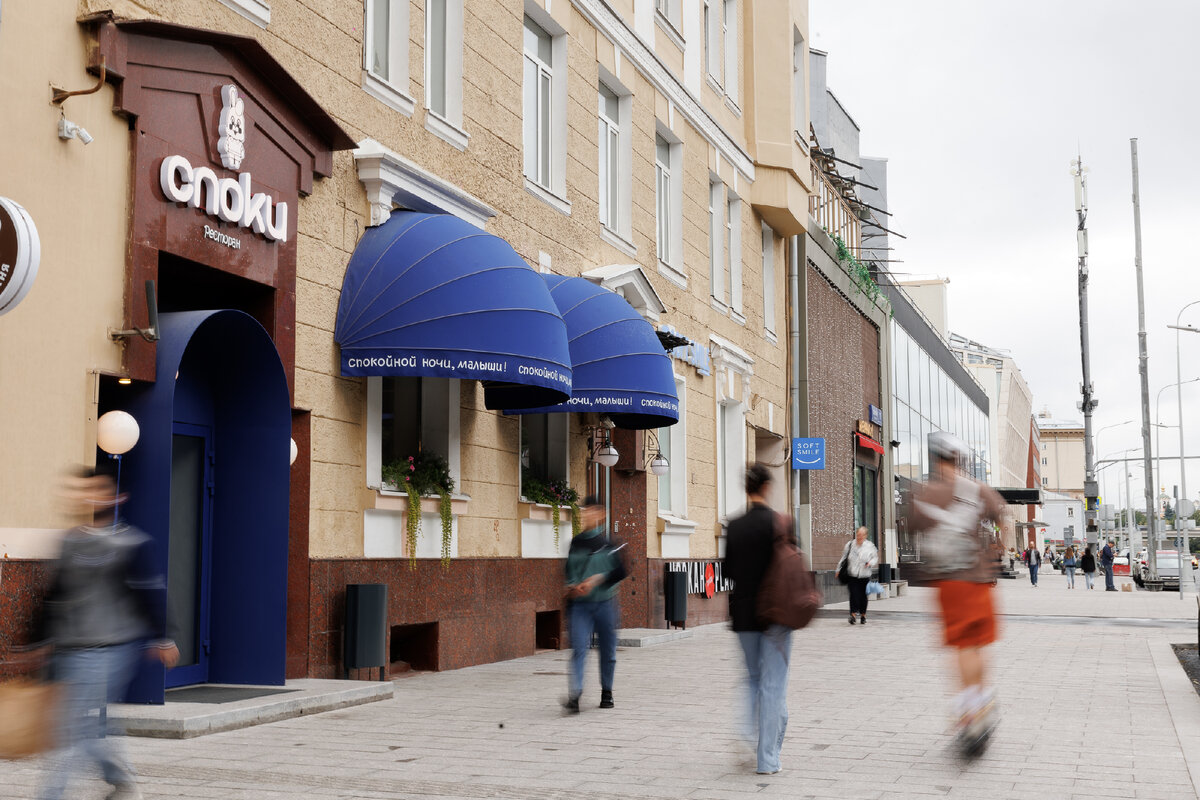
[
  {"xmin": 289, "ymin": 438, "xmax": 299, "ymax": 466},
  {"xmin": 595, "ymin": 443, "xmax": 620, "ymax": 468},
  {"xmin": 650, "ymin": 454, "xmax": 670, "ymax": 476},
  {"xmin": 97, "ymin": 410, "xmax": 140, "ymax": 455}
]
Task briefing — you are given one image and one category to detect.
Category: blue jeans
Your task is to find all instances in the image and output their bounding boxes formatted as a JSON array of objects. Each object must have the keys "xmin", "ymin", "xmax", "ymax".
[
  {"xmin": 1065, "ymin": 566, "xmax": 1076, "ymax": 587},
  {"xmin": 40, "ymin": 641, "xmax": 141, "ymax": 800},
  {"xmin": 1029, "ymin": 563, "xmax": 1039, "ymax": 585},
  {"xmin": 1104, "ymin": 563, "xmax": 1115, "ymax": 590},
  {"xmin": 736, "ymin": 625, "xmax": 793, "ymax": 774},
  {"xmin": 568, "ymin": 598, "xmax": 616, "ymax": 700}
]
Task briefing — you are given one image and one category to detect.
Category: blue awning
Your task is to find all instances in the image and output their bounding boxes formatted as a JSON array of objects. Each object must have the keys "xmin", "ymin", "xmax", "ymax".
[
  {"xmin": 334, "ymin": 212, "xmax": 572, "ymax": 409},
  {"xmin": 509, "ymin": 275, "xmax": 679, "ymax": 429}
]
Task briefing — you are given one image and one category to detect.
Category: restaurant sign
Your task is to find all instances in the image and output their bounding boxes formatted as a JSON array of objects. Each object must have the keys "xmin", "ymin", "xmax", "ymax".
[
  {"xmin": 666, "ymin": 560, "xmax": 733, "ymax": 597},
  {"xmin": 0, "ymin": 197, "xmax": 41, "ymax": 316},
  {"xmin": 158, "ymin": 85, "xmax": 288, "ymax": 243}
]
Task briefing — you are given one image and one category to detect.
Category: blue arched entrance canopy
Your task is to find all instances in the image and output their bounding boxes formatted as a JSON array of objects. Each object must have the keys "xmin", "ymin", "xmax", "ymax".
[
  {"xmin": 508, "ymin": 275, "xmax": 679, "ymax": 430},
  {"xmin": 120, "ymin": 310, "xmax": 291, "ymax": 703},
  {"xmin": 334, "ymin": 212, "xmax": 573, "ymax": 409}
]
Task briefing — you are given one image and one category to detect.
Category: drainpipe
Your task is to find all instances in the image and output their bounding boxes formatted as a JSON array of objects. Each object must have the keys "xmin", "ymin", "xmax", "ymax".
[{"xmin": 789, "ymin": 234, "xmax": 812, "ymax": 554}]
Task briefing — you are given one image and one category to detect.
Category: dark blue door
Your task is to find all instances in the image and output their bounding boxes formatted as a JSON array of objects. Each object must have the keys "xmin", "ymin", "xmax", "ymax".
[{"xmin": 166, "ymin": 424, "xmax": 214, "ymax": 688}]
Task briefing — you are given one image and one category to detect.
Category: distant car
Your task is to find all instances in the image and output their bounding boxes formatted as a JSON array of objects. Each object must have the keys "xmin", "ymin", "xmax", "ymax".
[
  {"xmin": 1133, "ymin": 550, "xmax": 1183, "ymax": 589},
  {"xmin": 1113, "ymin": 549, "xmax": 1130, "ymax": 577}
]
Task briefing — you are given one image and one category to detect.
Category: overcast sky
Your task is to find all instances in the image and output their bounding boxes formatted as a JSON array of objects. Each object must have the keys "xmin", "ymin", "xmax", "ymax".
[{"xmin": 811, "ymin": 0, "xmax": 1200, "ymax": 512}]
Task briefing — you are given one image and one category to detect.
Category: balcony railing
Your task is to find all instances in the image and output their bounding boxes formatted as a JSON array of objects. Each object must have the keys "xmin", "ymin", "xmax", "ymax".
[{"xmin": 809, "ymin": 159, "xmax": 861, "ymax": 251}]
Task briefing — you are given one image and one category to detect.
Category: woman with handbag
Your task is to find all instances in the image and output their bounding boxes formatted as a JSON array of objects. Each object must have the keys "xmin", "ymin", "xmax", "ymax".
[{"xmin": 838, "ymin": 527, "xmax": 879, "ymax": 625}]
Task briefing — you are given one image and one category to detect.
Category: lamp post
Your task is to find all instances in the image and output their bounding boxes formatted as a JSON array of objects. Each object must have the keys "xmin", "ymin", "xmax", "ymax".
[
  {"xmin": 1154, "ymin": 379, "xmax": 1199, "ymax": 516},
  {"xmin": 96, "ymin": 410, "xmax": 140, "ymax": 523},
  {"xmin": 1169, "ymin": 316, "xmax": 1200, "ymax": 589}
]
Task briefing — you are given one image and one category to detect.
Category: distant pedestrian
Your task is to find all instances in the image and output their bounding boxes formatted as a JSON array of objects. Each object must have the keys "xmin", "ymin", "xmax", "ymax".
[
  {"xmin": 1063, "ymin": 546, "xmax": 1077, "ymax": 589},
  {"xmin": 908, "ymin": 433, "xmax": 1006, "ymax": 757},
  {"xmin": 1025, "ymin": 545, "xmax": 1042, "ymax": 587},
  {"xmin": 1081, "ymin": 545, "xmax": 1097, "ymax": 590},
  {"xmin": 1101, "ymin": 539, "xmax": 1117, "ymax": 591},
  {"xmin": 34, "ymin": 467, "xmax": 179, "ymax": 800},
  {"xmin": 724, "ymin": 464, "xmax": 791, "ymax": 776},
  {"xmin": 837, "ymin": 526, "xmax": 879, "ymax": 625},
  {"xmin": 562, "ymin": 497, "xmax": 627, "ymax": 713}
]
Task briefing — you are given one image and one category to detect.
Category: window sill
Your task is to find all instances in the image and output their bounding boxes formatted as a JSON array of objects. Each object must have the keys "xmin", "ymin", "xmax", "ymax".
[
  {"xmin": 518, "ymin": 501, "xmax": 575, "ymax": 522},
  {"xmin": 525, "ymin": 178, "xmax": 572, "ymax": 216},
  {"xmin": 763, "ymin": 328, "xmax": 778, "ymax": 345},
  {"xmin": 654, "ymin": 12, "xmax": 685, "ymax": 52},
  {"xmin": 706, "ymin": 73, "xmax": 723, "ymax": 96},
  {"xmin": 600, "ymin": 225, "xmax": 637, "ymax": 258},
  {"xmin": 374, "ymin": 490, "xmax": 470, "ymax": 516},
  {"xmin": 425, "ymin": 110, "xmax": 469, "ymax": 151},
  {"xmin": 658, "ymin": 513, "xmax": 696, "ymax": 536},
  {"xmin": 724, "ymin": 95, "xmax": 742, "ymax": 117},
  {"xmin": 657, "ymin": 260, "xmax": 687, "ymax": 289},
  {"xmin": 710, "ymin": 297, "xmax": 729, "ymax": 315},
  {"xmin": 362, "ymin": 71, "xmax": 415, "ymax": 117},
  {"xmin": 730, "ymin": 310, "xmax": 746, "ymax": 326}
]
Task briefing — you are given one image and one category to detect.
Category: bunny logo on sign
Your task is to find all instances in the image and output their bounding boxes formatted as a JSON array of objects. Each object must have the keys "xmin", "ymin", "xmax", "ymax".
[{"xmin": 217, "ymin": 85, "xmax": 246, "ymax": 170}]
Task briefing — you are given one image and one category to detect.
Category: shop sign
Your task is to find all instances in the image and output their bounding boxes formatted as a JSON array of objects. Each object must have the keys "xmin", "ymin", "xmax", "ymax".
[
  {"xmin": 0, "ymin": 196, "xmax": 41, "ymax": 316},
  {"xmin": 791, "ymin": 438, "xmax": 826, "ymax": 470},
  {"xmin": 665, "ymin": 560, "xmax": 732, "ymax": 596},
  {"xmin": 856, "ymin": 418, "xmax": 881, "ymax": 440},
  {"xmin": 868, "ymin": 404, "xmax": 883, "ymax": 426},
  {"xmin": 658, "ymin": 324, "xmax": 711, "ymax": 376},
  {"xmin": 158, "ymin": 85, "xmax": 288, "ymax": 243}
]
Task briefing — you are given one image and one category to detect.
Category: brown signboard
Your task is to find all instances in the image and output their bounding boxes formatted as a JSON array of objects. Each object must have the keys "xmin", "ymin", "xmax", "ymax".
[{"xmin": 0, "ymin": 197, "xmax": 41, "ymax": 316}]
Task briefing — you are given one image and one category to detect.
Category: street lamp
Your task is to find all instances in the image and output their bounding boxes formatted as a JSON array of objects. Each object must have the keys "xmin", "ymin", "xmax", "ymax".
[
  {"xmin": 1154, "ymin": 378, "xmax": 1200, "ymax": 517},
  {"xmin": 1169, "ymin": 310, "xmax": 1200, "ymax": 594},
  {"xmin": 96, "ymin": 410, "xmax": 140, "ymax": 524},
  {"xmin": 1095, "ymin": 423, "xmax": 1134, "ymax": 538}
]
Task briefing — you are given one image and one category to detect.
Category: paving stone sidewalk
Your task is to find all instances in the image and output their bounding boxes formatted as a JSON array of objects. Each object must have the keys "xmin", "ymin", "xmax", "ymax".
[{"xmin": 2, "ymin": 578, "xmax": 1198, "ymax": 799}]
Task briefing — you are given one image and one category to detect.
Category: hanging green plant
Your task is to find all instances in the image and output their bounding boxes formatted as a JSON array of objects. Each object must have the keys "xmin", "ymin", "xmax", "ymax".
[
  {"xmin": 522, "ymin": 470, "xmax": 580, "ymax": 550},
  {"xmin": 383, "ymin": 452, "xmax": 455, "ymax": 570},
  {"xmin": 829, "ymin": 232, "xmax": 883, "ymax": 306}
]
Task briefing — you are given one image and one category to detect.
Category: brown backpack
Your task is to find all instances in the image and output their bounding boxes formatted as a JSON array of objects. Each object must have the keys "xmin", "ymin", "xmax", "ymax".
[{"xmin": 756, "ymin": 513, "xmax": 823, "ymax": 630}]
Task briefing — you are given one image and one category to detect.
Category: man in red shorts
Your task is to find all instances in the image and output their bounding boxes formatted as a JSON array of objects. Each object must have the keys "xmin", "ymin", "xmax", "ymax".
[{"xmin": 909, "ymin": 432, "xmax": 1006, "ymax": 757}]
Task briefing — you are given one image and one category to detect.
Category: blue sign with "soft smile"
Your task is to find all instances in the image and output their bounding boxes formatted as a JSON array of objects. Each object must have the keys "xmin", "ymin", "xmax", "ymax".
[{"xmin": 791, "ymin": 438, "xmax": 826, "ymax": 470}]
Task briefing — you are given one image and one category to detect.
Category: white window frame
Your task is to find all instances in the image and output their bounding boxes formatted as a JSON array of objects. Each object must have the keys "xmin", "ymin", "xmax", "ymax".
[
  {"xmin": 217, "ymin": 0, "xmax": 269, "ymax": 27},
  {"xmin": 716, "ymin": 399, "xmax": 747, "ymax": 522},
  {"xmin": 654, "ymin": 0, "xmax": 683, "ymax": 45},
  {"xmin": 366, "ymin": 377, "xmax": 462, "ymax": 492},
  {"xmin": 363, "ymin": 0, "xmax": 414, "ymax": 116},
  {"xmin": 792, "ymin": 28, "xmax": 805, "ymax": 137},
  {"xmin": 519, "ymin": 414, "xmax": 570, "ymax": 501},
  {"xmin": 424, "ymin": 0, "xmax": 468, "ymax": 150},
  {"xmin": 654, "ymin": 124, "xmax": 684, "ymax": 284},
  {"xmin": 703, "ymin": 0, "xmax": 720, "ymax": 87},
  {"xmin": 523, "ymin": 6, "xmax": 569, "ymax": 209},
  {"xmin": 709, "ymin": 177, "xmax": 726, "ymax": 305},
  {"xmin": 658, "ymin": 374, "xmax": 688, "ymax": 516},
  {"xmin": 723, "ymin": 0, "xmax": 738, "ymax": 104},
  {"xmin": 761, "ymin": 222, "xmax": 776, "ymax": 337},
  {"xmin": 727, "ymin": 191, "xmax": 743, "ymax": 317},
  {"xmin": 597, "ymin": 75, "xmax": 633, "ymax": 243}
]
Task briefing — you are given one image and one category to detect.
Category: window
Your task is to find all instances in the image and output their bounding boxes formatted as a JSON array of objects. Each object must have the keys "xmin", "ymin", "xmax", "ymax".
[
  {"xmin": 853, "ymin": 465, "xmax": 878, "ymax": 547},
  {"xmin": 1042, "ymin": 457, "xmax": 1048, "ymax": 465},
  {"xmin": 1042, "ymin": 477, "xmax": 1049, "ymax": 486},
  {"xmin": 655, "ymin": 134, "xmax": 672, "ymax": 262},
  {"xmin": 709, "ymin": 179, "xmax": 725, "ymax": 303},
  {"xmin": 658, "ymin": 376, "xmax": 687, "ymax": 514},
  {"xmin": 368, "ymin": 376, "xmax": 459, "ymax": 490},
  {"xmin": 1067, "ymin": 507, "xmax": 1075, "ymax": 517},
  {"xmin": 761, "ymin": 223, "xmax": 776, "ymax": 335},
  {"xmin": 655, "ymin": 0, "xmax": 681, "ymax": 31},
  {"xmin": 598, "ymin": 84, "xmax": 624, "ymax": 233},
  {"xmin": 727, "ymin": 193, "xmax": 742, "ymax": 315},
  {"xmin": 520, "ymin": 414, "xmax": 569, "ymax": 498},
  {"xmin": 363, "ymin": 0, "xmax": 412, "ymax": 114},
  {"xmin": 703, "ymin": 0, "xmax": 718, "ymax": 81},
  {"xmin": 423, "ymin": 0, "xmax": 466, "ymax": 148},
  {"xmin": 722, "ymin": 0, "xmax": 738, "ymax": 103},
  {"xmin": 716, "ymin": 400, "xmax": 746, "ymax": 520},
  {"xmin": 792, "ymin": 29, "xmax": 805, "ymax": 135},
  {"xmin": 523, "ymin": 16, "xmax": 553, "ymax": 190}
]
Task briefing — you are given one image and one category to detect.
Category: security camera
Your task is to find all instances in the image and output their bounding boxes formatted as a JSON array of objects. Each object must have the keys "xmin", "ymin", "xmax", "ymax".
[{"xmin": 58, "ymin": 118, "xmax": 92, "ymax": 145}]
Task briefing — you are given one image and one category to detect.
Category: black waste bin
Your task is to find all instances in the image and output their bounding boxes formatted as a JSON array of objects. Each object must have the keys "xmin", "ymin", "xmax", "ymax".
[
  {"xmin": 878, "ymin": 563, "xmax": 892, "ymax": 584},
  {"xmin": 344, "ymin": 583, "xmax": 387, "ymax": 679},
  {"xmin": 664, "ymin": 568, "xmax": 687, "ymax": 628}
]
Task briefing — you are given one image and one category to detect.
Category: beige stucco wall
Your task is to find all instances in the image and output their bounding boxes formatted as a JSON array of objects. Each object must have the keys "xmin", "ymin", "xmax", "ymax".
[
  {"xmin": 9, "ymin": 0, "xmax": 806, "ymax": 564},
  {"xmin": 0, "ymin": 0, "xmax": 129, "ymax": 544}
]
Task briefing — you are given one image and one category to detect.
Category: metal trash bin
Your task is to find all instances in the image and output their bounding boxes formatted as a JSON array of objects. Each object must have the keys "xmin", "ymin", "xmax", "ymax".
[
  {"xmin": 664, "ymin": 568, "xmax": 687, "ymax": 628},
  {"xmin": 878, "ymin": 563, "xmax": 892, "ymax": 584},
  {"xmin": 344, "ymin": 583, "xmax": 387, "ymax": 680}
]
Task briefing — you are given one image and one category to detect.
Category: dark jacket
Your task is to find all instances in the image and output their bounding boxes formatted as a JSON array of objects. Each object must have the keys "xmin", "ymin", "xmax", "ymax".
[
  {"xmin": 723, "ymin": 502, "xmax": 778, "ymax": 632},
  {"xmin": 564, "ymin": 527, "xmax": 626, "ymax": 603},
  {"xmin": 1101, "ymin": 545, "xmax": 1114, "ymax": 566},
  {"xmin": 1081, "ymin": 552, "xmax": 1097, "ymax": 573}
]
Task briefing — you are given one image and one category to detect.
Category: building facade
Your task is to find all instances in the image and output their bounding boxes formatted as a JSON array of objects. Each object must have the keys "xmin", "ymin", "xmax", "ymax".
[
  {"xmin": 1035, "ymin": 411, "xmax": 1085, "ymax": 499},
  {"xmin": 0, "ymin": 0, "xmax": 817, "ymax": 685}
]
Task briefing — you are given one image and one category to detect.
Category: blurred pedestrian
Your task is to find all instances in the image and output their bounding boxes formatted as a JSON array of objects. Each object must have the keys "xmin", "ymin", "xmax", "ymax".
[
  {"xmin": 837, "ymin": 527, "xmax": 878, "ymax": 625},
  {"xmin": 562, "ymin": 496, "xmax": 626, "ymax": 713},
  {"xmin": 1063, "ymin": 546, "xmax": 1077, "ymax": 588},
  {"xmin": 1081, "ymin": 545, "xmax": 1097, "ymax": 590},
  {"xmin": 908, "ymin": 433, "xmax": 1006, "ymax": 758},
  {"xmin": 34, "ymin": 467, "xmax": 178, "ymax": 800},
  {"xmin": 1101, "ymin": 539, "xmax": 1117, "ymax": 591},
  {"xmin": 1025, "ymin": 544, "xmax": 1042, "ymax": 587},
  {"xmin": 723, "ymin": 464, "xmax": 791, "ymax": 775}
]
